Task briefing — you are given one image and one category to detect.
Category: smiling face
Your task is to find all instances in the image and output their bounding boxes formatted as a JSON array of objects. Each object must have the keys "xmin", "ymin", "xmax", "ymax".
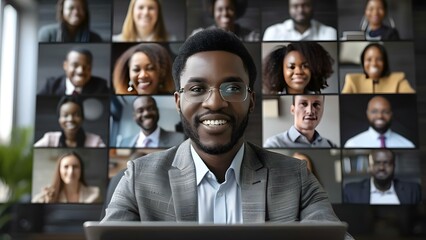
[
  {"xmin": 291, "ymin": 95, "xmax": 324, "ymax": 132},
  {"xmin": 62, "ymin": 0, "xmax": 86, "ymax": 27},
  {"xmin": 133, "ymin": 96, "xmax": 159, "ymax": 135},
  {"xmin": 283, "ymin": 50, "xmax": 311, "ymax": 94},
  {"xmin": 175, "ymin": 51, "xmax": 254, "ymax": 155},
  {"xmin": 58, "ymin": 102, "xmax": 83, "ymax": 136},
  {"xmin": 133, "ymin": 0, "xmax": 159, "ymax": 32},
  {"xmin": 59, "ymin": 155, "xmax": 82, "ymax": 185},
  {"xmin": 366, "ymin": 96, "xmax": 392, "ymax": 134},
  {"xmin": 363, "ymin": 46, "xmax": 384, "ymax": 79},
  {"xmin": 365, "ymin": 0, "xmax": 385, "ymax": 29},
  {"xmin": 63, "ymin": 51, "xmax": 92, "ymax": 88},
  {"xmin": 213, "ymin": 0, "xmax": 236, "ymax": 31},
  {"xmin": 129, "ymin": 51, "xmax": 160, "ymax": 94}
]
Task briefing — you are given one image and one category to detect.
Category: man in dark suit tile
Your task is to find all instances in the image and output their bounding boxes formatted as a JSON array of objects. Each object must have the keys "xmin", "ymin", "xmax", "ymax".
[
  {"xmin": 344, "ymin": 149, "xmax": 421, "ymax": 205},
  {"xmin": 38, "ymin": 48, "xmax": 109, "ymax": 95}
]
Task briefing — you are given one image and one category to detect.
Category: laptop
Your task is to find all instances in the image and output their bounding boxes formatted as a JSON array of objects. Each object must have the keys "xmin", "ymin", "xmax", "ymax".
[
  {"xmin": 341, "ymin": 31, "xmax": 366, "ymax": 40},
  {"xmin": 84, "ymin": 221, "xmax": 348, "ymax": 240}
]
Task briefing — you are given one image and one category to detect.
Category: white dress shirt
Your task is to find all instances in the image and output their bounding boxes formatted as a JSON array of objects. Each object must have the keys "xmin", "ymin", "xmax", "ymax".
[
  {"xmin": 344, "ymin": 127, "xmax": 415, "ymax": 148},
  {"xmin": 370, "ymin": 178, "xmax": 400, "ymax": 205},
  {"xmin": 192, "ymin": 144, "xmax": 244, "ymax": 224},
  {"xmin": 135, "ymin": 126, "xmax": 160, "ymax": 148},
  {"xmin": 65, "ymin": 78, "xmax": 82, "ymax": 95},
  {"xmin": 262, "ymin": 19, "xmax": 337, "ymax": 41}
]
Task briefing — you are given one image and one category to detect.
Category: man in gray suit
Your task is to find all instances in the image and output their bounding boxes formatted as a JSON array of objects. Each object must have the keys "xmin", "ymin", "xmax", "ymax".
[
  {"xmin": 103, "ymin": 28, "xmax": 352, "ymax": 239},
  {"xmin": 119, "ymin": 96, "xmax": 186, "ymax": 148}
]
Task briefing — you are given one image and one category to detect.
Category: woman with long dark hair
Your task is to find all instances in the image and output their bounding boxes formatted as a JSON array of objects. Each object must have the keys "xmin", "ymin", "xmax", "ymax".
[{"xmin": 38, "ymin": 0, "xmax": 102, "ymax": 42}]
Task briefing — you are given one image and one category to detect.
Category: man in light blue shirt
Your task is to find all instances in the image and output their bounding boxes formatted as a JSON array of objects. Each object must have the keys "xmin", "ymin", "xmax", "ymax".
[{"xmin": 344, "ymin": 95, "xmax": 415, "ymax": 148}]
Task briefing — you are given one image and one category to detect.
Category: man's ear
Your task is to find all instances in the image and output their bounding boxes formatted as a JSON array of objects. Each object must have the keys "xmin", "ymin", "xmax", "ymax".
[
  {"xmin": 174, "ymin": 91, "xmax": 181, "ymax": 113},
  {"xmin": 63, "ymin": 60, "xmax": 68, "ymax": 72},
  {"xmin": 249, "ymin": 91, "xmax": 255, "ymax": 113},
  {"xmin": 290, "ymin": 104, "xmax": 295, "ymax": 115}
]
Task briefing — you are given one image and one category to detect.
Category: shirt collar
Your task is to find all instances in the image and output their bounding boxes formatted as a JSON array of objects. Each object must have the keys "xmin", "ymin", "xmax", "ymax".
[
  {"xmin": 368, "ymin": 127, "xmax": 392, "ymax": 139},
  {"xmin": 288, "ymin": 125, "xmax": 322, "ymax": 143},
  {"xmin": 192, "ymin": 143, "xmax": 244, "ymax": 186},
  {"xmin": 137, "ymin": 126, "xmax": 160, "ymax": 146},
  {"xmin": 284, "ymin": 19, "xmax": 315, "ymax": 32},
  {"xmin": 370, "ymin": 177, "xmax": 396, "ymax": 194},
  {"xmin": 65, "ymin": 78, "xmax": 81, "ymax": 95}
]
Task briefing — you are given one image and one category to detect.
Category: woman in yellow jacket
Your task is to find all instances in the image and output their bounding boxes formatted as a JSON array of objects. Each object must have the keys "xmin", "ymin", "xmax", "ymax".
[{"xmin": 342, "ymin": 43, "xmax": 415, "ymax": 94}]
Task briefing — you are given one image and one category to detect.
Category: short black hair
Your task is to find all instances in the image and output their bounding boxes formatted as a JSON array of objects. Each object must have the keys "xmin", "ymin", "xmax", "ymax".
[
  {"xmin": 209, "ymin": 0, "xmax": 247, "ymax": 19},
  {"xmin": 172, "ymin": 28, "xmax": 257, "ymax": 90},
  {"xmin": 66, "ymin": 47, "xmax": 93, "ymax": 65},
  {"xmin": 360, "ymin": 43, "xmax": 390, "ymax": 78}
]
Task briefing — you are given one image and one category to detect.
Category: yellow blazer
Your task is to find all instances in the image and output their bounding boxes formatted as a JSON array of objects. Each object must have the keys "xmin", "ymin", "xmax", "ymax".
[{"xmin": 342, "ymin": 72, "xmax": 415, "ymax": 94}]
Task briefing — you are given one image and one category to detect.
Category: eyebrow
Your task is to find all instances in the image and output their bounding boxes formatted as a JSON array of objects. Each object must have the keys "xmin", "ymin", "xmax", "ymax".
[{"xmin": 185, "ymin": 76, "xmax": 245, "ymax": 84}]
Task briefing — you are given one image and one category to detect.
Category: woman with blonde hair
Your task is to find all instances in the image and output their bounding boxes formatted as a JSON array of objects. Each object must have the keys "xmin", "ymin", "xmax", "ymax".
[
  {"xmin": 32, "ymin": 151, "xmax": 100, "ymax": 203},
  {"xmin": 113, "ymin": 43, "xmax": 174, "ymax": 94},
  {"xmin": 113, "ymin": 0, "xmax": 172, "ymax": 42}
]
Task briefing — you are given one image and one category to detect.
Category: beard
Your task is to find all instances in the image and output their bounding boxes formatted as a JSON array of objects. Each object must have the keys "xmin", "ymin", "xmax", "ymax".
[
  {"xmin": 370, "ymin": 119, "xmax": 392, "ymax": 134},
  {"xmin": 180, "ymin": 111, "xmax": 250, "ymax": 155},
  {"xmin": 290, "ymin": 13, "xmax": 312, "ymax": 26},
  {"xmin": 373, "ymin": 173, "xmax": 394, "ymax": 189}
]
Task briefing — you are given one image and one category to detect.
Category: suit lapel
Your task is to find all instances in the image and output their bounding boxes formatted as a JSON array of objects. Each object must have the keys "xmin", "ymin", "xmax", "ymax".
[
  {"xmin": 241, "ymin": 143, "xmax": 267, "ymax": 223},
  {"xmin": 168, "ymin": 140, "xmax": 198, "ymax": 221},
  {"xmin": 363, "ymin": 179, "xmax": 371, "ymax": 203},
  {"xmin": 56, "ymin": 76, "xmax": 67, "ymax": 95}
]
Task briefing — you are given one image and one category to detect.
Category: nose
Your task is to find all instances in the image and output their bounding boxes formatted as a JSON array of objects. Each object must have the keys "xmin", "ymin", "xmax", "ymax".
[
  {"xmin": 138, "ymin": 69, "xmax": 148, "ymax": 78},
  {"xmin": 306, "ymin": 104, "xmax": 314, "ymax": 114},
  {"xmin": 202, "ymin": 88, "xmax": 228, "ymax": 110},
  {"xmin": 65, "ymin": 114, "xmax": 74, "ymax": 121},
  {"xmin": 294, "ymin": 66, "xmax": 304, "ymax": 75},
  {"xmin": 75, "ymin": 65, "xmax": 84, "ymax": 73},
  {"xmin": 142, "ymin": 7, "xmax": 149, "ymax": 15}
]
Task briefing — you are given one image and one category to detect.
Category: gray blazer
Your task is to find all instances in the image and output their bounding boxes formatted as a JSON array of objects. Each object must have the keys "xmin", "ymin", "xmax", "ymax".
[
  {"xmin": 103, "ymin": 140, "xmax": 345, "ymax": 224},
  {"xmin": 118, "ymin": 128, "xmax": 186, "ymax": 148}
]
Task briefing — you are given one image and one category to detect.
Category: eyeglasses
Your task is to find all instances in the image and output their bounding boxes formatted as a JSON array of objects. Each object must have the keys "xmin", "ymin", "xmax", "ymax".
[{"xmin": 178, "ymin": 82, "xmax": 252, "ymax": 103}]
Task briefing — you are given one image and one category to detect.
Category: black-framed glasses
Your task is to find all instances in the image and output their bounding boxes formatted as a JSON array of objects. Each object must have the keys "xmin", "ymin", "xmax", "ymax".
[{"xmin": 178, "ymin": 82, "xmax": 252, "ymax": 103}]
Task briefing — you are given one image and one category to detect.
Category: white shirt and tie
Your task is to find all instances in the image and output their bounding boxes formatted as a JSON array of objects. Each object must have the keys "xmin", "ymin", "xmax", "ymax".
[
  {"xmin": 344, "ymin": 127, "xmax": 415, "ymax": 148},
  {"xmin": 192, "ymin": 144, "xmax": 244, "ymax": 223},
  {"xmin": 135, "ymin": 126, "xmax": 161, "ymax": 148},
  {"xmin": 65, "ymin": 78, "xmax": 82, "ymax": 95}
]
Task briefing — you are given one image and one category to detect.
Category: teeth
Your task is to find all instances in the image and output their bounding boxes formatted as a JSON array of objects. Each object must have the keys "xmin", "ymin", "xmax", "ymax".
[
  {"xmin": 65, "ymin": 123, "xmax": 77, "ymax": 129},
  {"xmin": 202, "ymin": 120, "xmax": 227, "ymax": 126}
]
